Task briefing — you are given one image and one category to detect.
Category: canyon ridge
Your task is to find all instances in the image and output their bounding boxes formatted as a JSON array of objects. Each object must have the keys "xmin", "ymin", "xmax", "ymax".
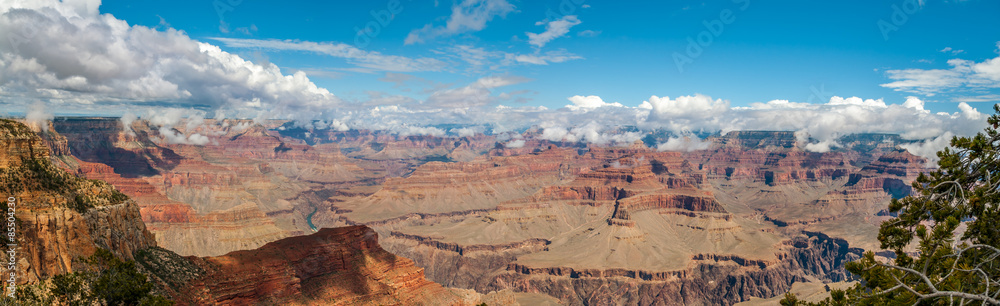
[{"xmin": 4, "ymin": 117, "xmax": 932, "ymax": 305}]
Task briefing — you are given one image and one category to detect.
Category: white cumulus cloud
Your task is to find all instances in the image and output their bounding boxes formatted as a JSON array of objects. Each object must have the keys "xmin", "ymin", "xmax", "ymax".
[
  {"xmin": 899, "ymin": 132, "xmax": 954, "ymax": 165},
  {"xmin": 505, "ymin": 139, "xmax": 525, "ymax": 148},
  {"xmin": 657, "ymin": 136, "xmax": 711, "ymax": 152},
  {"xmin": 0, "ymin": 0, "xmax": 340, "ymax": 122},
  {"xmin": 565, "ymin": 95, "xmax": 624, "ymax": 111},
  {"xmin": 158, "ymin": 126, "xmax": 210, "ymax": 146}
]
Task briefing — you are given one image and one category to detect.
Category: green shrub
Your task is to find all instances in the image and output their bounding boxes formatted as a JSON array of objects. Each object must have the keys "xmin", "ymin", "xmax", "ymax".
[{"xmin": 16, "ymin": 249, "xmax": 173, "ymax": 305}]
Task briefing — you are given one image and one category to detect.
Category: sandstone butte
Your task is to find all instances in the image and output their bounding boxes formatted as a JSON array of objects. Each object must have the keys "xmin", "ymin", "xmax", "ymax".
[
  {"xmin": 32, "ymin": 118, "xmax": 931, "ymax": 305},
  {"xmin": 1, "ymin": 119, "xmax": 512, "ymax": 305}
]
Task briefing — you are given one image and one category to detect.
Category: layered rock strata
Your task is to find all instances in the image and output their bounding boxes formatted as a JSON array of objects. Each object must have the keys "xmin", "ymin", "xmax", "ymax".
[{"xmin": 1, "ymin": 119, "xmax": 156, "ymax": 287}]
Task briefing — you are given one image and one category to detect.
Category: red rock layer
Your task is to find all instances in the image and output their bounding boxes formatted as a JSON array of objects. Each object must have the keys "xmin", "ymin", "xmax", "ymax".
[
  {"xmin": 182, "ymin": 226, "xmax": 465, "ymax": 305},
  {"xmin": 857, "ymin": 150, "xmax": 926, "ymax": 178},
  {"xmin": 693, "ymin": 149, "xmax": 852, "ymax": 185},
  {"xmin": 612, "ymin": 193, "xmax": 724, "ymax": 219}
]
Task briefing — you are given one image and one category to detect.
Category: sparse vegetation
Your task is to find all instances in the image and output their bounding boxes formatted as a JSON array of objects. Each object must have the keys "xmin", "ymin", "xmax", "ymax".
[
  {"xmin": 779, "ymin": 289, "xmax": 849, "ymax": 305},
  {"xmin": 1, "ymin": 120, "xmax": 129, "ymax": 212},
  {"xmin": 0, "ymin": 119, "xmax": 35, "ymax": 138},
  {"xmin": 134, "ymin": 247, "xmax": 204, "ymax": 293},
  {"xmin": 14, "ymin": 249, "xmax": 172, "ymax": 305}
]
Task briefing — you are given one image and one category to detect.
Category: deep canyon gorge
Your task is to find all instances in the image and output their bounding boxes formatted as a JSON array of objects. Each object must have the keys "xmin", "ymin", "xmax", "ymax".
[{"xmin": 5, "ymin": 118, "xmax": 930, "ymax": 305}]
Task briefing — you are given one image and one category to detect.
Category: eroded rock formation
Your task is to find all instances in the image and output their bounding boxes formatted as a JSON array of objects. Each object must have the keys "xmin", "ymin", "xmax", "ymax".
[
  {"xmin": 1, "ymin": 119, "xmax": 156, "ymax": 287},
  {"xmin": 319, "ymin": 133, "xmax": 928, "ymax": 305},
  {"xmin": 26, "ymin": 118, "xmax": 935, "ymax": 305},
  {"xmin": 164, "ymin": 226, "xmax": 506, "ymax": 305}
]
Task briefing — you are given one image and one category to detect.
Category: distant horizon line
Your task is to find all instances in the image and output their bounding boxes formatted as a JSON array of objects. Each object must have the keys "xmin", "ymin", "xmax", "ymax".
[{"xmin": 1, "ymin": 116, "xmax": 914, "ymax": 138}]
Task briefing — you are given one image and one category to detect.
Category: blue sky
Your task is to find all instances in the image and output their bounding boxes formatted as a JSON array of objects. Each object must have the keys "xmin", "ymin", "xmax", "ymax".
[
  {"xmin": 0, "ymin": 0, "xmax": 997, "ymax": 158},
  {"xmin": 97, "ymin": 0, "xmax": 1000, "ymax": 112}
]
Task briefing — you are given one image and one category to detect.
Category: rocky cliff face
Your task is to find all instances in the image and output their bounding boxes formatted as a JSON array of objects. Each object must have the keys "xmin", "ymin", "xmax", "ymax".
[
  {"xmin": 1, "ymin": 119, "xmax": 156, "ymax": 288},
  {"xmin": 687, "ymin": 133, "xmax": 929, "ymax": 252},
  {"xmin": 476, "ymin": 233, "xmax": 859, "ymax": 306},
  {"xmin": 716, "ymin": 131, "xmax": 799, "ymax": 150}
]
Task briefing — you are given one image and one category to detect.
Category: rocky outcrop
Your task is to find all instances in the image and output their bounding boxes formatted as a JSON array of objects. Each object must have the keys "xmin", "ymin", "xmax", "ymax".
[
  {"xmin": 505, "ymin": 263, "xmax": 692, "ymax": 281},
  {"xmin": 843, "ymin": 149, "xmax": 926, "ymax": 198},
  {"xmin": 1, "ymin": 119, "xmax": 156, "ymax": 287},
  {"xmin": 492, "ymin": 234, "xmax": 859, "ymax": 306},
  {"xmin": 52, "ymin": 117, "xmax": 181, "ymax": 177},
  {"xmin": 529, "ymin": 186, "xmax": 630, "ymax": 202},
  {"xmin": 0, "ymin": 119, "xmax": 50, "ymax": 168},
  {"xmin": 612, "ymin": 193, "xmax": 724, "ymax": 220},
  {"xmin": 486, "ymin": 260, "xmax": 801, "ymax": 306},
  {"xmin": 176, "ymin": 226, "xmax": 494, "ymax": 305},
  {"xmin": 382, "ymin": 233, "xmax": 546, "ymax": 291},
  {"xmin": 694, "ymin": 149, "xmax": 851, "ymax": 185},
  {"xmin": 83, "ymin": 202, "xmax": 158, "ymax": 261},
  {"xmin": 17, "ymin": 201, "xmax": 156, "ymax": 284},
  {"xmin": 576, "ymin": 164, "xmax": 659, "ymax": 187},
  {"xmin": 390, "ymin": 232, "xmax": 550, "ymax": 256},
  {"xmin": 716, "ymin": 131, "xmax": 798, "ymax": 150},
  {"xmin": 391, "ymin": 228, "xmax": 860, "ymax": 306}
]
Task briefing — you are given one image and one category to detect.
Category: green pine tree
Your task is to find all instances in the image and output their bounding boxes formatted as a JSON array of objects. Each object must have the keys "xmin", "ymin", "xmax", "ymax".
[{"xmin": 786, "ymin": 104, "xmax": 1000, "ymax": 304}]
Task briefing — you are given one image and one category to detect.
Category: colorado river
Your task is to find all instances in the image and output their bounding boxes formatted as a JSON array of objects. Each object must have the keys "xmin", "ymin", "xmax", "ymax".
[{"xmin": 306, "ymin": 206, "xmax": 318, "ymax": 232}]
